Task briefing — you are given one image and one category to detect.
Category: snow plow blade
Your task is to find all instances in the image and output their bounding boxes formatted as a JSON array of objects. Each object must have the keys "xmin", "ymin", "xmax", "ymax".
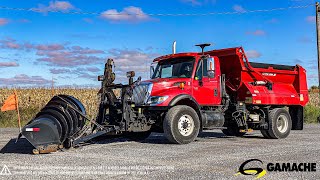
[{"xmin": 21, "ymin": 95, "xmax": 86, "ymax": 154}]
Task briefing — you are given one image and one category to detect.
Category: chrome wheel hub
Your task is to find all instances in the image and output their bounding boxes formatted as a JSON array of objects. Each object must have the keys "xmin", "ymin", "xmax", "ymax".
[
  {"xmin": 178, "ymin": 114, "xmax": 194, "ymax": 136},
  {"xmin": 277, "ymin": 114, "xmax": 289, "ymax": 133}
]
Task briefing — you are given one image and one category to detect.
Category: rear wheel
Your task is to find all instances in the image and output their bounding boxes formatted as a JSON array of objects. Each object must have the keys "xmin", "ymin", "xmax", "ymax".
[
  {"xmin": 260, "ymin": 108, "xmax": 292, "ymax": 139},
  {"xmin": 163, "ymin": 105, "xmax": 200, "ymax": 144}
]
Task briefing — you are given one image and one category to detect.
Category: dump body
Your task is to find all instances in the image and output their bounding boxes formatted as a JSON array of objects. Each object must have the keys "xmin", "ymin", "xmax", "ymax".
[{"xmin": 205, "ymin": 47, "xmax": 309, "ymax": 106}]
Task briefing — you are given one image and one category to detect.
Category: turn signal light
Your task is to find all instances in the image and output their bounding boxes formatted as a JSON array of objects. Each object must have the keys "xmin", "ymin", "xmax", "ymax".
[
  {"xmin": 179, "ymin": 82, "xmax": 185, "ymax": 89},
  {"xmin": 173, "ymin": 82, "xmax": 186, "ymax": 89},
  {"xmin": 300, "ymin": 94, "xmax": 304, "ymax": 101}
]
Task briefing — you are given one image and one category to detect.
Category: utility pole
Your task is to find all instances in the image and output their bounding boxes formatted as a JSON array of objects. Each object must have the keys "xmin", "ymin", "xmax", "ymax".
[{"xmin": 316, "ymin": 2, "xmax": 320, "ymax": 90}]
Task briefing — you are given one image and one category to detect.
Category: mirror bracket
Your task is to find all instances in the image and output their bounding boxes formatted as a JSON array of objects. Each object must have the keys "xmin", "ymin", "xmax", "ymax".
[{"xmin": 150, "ymin": 66, "xmax": 155, "ymax": 79}]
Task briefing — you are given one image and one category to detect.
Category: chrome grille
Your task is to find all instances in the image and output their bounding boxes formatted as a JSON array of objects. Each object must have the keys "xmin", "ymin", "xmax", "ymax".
[{"xmin": 132, "ymin": 82, "xmax": 153, "ymax": 105}]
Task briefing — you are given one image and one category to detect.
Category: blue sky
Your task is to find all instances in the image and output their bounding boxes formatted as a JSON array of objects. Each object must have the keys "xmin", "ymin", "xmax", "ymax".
[{"xmin": 0, "ymin": 0, "xmax": 318, "ymax": 87}]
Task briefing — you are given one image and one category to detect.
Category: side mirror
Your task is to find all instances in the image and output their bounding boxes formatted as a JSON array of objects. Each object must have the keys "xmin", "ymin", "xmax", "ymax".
[
  {"xmin": 150, "ymin": 66, "xmax": 155, "ymax": 78},
  {"xmin": 207, "ymin": 57, "xmax": 215, "ymax": 78}
]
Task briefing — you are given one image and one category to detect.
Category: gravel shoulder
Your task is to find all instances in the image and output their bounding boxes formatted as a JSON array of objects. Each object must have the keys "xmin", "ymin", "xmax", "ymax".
[{"xmin": 0, "ymin": 124, "xmax": 319, "ymax": 179}]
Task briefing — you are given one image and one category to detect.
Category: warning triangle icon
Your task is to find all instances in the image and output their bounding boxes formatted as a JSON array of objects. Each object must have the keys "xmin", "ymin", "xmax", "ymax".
[{"xmin": 0, "ymin": 165, "xmax": 11, "ymax": 175}]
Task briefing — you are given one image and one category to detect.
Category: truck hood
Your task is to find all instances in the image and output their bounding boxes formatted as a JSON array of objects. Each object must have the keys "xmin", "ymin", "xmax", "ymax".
[
  {"xmin": 142, "ymin": 78, "xmax": 191, "ymax": 96},
  {"xmin": 144, "ymin": 78, "xmax": 185, "ymax": 84}
]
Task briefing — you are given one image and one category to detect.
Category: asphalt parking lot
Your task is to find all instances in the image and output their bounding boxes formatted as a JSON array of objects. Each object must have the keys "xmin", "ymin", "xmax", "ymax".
[{"xmin": 0, "ymin": 124, "xmax": 319, "ymax": 180}]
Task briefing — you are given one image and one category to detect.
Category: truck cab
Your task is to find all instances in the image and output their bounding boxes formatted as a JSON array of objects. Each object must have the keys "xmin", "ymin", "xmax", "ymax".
[{"xmin": 147, "ymin": 53, "xmax": 222, "ymax": 107}]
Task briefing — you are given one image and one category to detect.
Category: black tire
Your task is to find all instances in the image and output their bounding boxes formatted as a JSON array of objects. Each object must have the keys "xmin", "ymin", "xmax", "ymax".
[
  {"xmin": 262, "ymin": 108, "xmax": 292, "ymax": 139},
  {"xmin": 163, "ymin": 105, "xmax": 200, "ymax": 144},
  {"xmin": 124, "ymin": 131, "xmax": 151, "ymax": 141},
  {"xmin": 260, "ymin": 129, "xmax": 272, "ymax": 138},
  {"xmin": 221, "ymin": 128, "xmax": 246, "ymax": 137}
]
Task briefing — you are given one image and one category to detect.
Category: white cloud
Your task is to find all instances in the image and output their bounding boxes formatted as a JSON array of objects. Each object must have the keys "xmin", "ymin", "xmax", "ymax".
[
  {"xmin": 32, "ymin": 1, "xmax": 76, "ymax": 14},
  {"xmin": 298, "ymin": 37, "xmax": 313, "ymax": 43},
  {"xmin": 108, "ymin": 48, "xmax": 159, "ymax": 82},
  {"xmin": 181, "ymin": 0, "xmax": 217, "ymax": 5},
  {"xmin": 0, "ymin": 62, "xmax": 19, "ymax": 67},
  {"xmin": 0, "ymin": 18, "xmax": 9, "ymax": 26},
  {"xmin": 233, "ymin": 5, "xmax": 246, "ymax": 13},
  {"xmin": 83, "ymin": 18, "xmax": 93, "ymax": 24},
  {"xmin": 306, "ymin": 16, "xmax": 316, "ymax": 23},
  {"xmin": 181, "ymin": 0, "xmax": 202, "ymax": 5},
  {"xmin": 246, "ymin": 50, "xmax": 262, "ymax": 58},
  {"xmin": 0, "ymin": 74, "xmax": 51, "ymax": 86},
  {"xmin": 100, "ymin": 6, "xmax": 151, "ymax": 22},
  {"xmin": 267, "ymin": 18, "xmax": 279, "ymax": 24},
  {"xmin": 246, "ymin": 30, "xmax": 266, "ymax": 36},
  {"xmin": 18, "ymin": 19, "xmax": 31, "ymax": 23},
  {"xmin": 0, "ymin": 37, "xmax": 105, "ymax": 67}
]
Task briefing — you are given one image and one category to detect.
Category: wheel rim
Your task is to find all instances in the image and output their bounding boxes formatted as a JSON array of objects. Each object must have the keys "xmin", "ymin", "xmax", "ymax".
[
  {"xmin": 178, "ymin": 114, "xmax": 194, "ymax": 136},
  {"xmin": 276, "ymin": 114, "xmax": 289, "ymax": 133}
]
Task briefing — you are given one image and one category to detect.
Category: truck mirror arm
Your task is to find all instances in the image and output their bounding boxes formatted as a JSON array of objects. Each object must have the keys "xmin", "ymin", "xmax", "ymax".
[{"xmin": 150, "ymin": 66, "xmax": 155, "ymax": 79}]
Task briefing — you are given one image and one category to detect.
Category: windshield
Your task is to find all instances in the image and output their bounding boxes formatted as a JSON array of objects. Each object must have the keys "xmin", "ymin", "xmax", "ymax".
[{"xmin": 152, "ymin": 57, "xmax": 195, "ymax": 79}]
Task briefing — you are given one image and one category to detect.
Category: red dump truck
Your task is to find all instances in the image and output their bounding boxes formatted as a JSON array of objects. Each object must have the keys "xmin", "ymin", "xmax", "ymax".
[{"xmin": 21, "ymin": 44, "xmax": 309, "ymax": 154}]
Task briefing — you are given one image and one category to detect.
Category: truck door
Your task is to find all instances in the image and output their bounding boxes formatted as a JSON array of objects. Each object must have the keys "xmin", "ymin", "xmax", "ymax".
[{"xmin": 192, "ymin": 57, "xmax": 221, "ymax": 105}]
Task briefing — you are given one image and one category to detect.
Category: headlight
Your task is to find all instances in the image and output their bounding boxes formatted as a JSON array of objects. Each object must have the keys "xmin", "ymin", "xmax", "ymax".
[{"xmin": 147, "ymin": 96, "xmax": 169, "ymax": 105}]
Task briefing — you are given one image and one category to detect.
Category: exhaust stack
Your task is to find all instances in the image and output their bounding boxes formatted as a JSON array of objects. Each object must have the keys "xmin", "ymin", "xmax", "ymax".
[{"xmin": 172, "ymin": 41, "xmax": 176, "ymax": 54}]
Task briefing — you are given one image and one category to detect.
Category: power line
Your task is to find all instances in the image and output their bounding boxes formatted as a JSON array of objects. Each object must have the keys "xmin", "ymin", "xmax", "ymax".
[{"xmin": 0, "ymin": 4, "xmax": 315, "ymax": 16}]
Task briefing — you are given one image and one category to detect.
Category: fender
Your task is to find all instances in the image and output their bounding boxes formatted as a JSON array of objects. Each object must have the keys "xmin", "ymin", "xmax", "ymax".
[{"xmin": 169, "ymin": 94, "xmax": 200, "ymax": 108}]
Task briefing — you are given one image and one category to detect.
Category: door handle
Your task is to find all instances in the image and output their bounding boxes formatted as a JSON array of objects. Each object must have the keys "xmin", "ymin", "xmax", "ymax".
[
  {"xmin": 214, "ymin": 89, "xmax": 218, "ymax": 96},
  {"xmin": 198, "ymin": 80, "xmax": 203, "ymax": 87}
]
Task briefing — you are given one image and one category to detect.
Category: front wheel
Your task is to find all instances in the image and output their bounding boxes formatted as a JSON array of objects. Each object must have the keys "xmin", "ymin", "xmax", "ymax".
[
  {"xmin": 163, "ymin": 105, "xmax": 200, "ymax": 144},
  {"xmin": 260, "ymin": 108, "xmax": 292, "ymax": 139}
]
